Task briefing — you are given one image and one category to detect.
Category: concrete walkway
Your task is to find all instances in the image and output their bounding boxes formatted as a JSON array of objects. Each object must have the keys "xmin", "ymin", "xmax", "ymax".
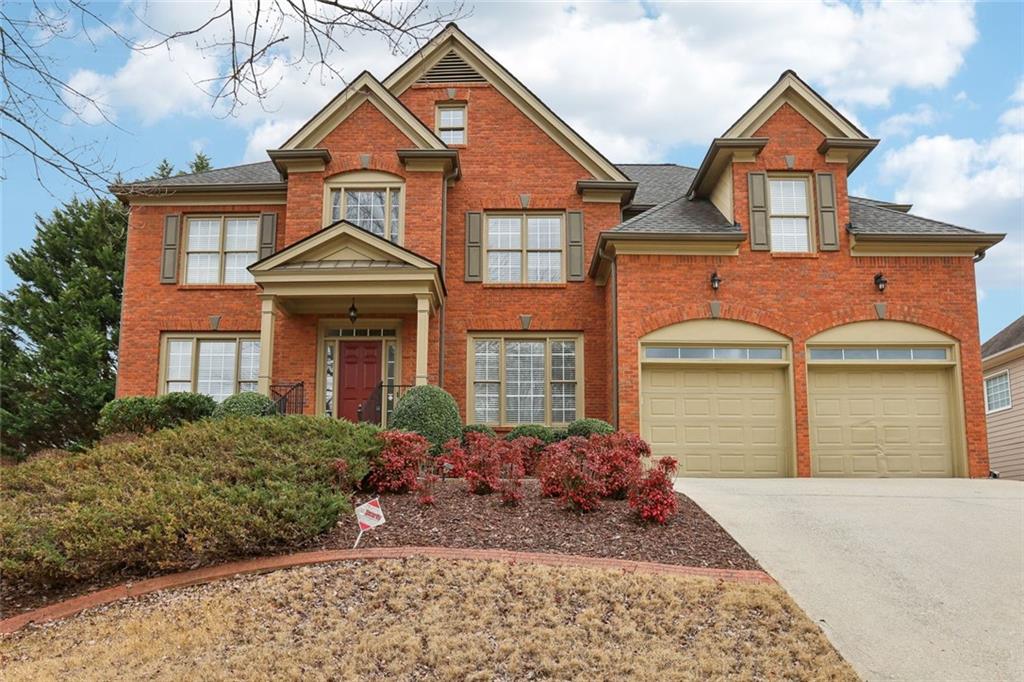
[{"xmin": 676, "ymin": 478, "xmax": 1024, "ymax": 682}]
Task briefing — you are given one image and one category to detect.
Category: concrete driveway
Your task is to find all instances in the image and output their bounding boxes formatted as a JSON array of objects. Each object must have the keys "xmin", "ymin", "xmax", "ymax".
[{"xmin": 676, "ymin": 478, "xmax": 1024, "ymax": 681}]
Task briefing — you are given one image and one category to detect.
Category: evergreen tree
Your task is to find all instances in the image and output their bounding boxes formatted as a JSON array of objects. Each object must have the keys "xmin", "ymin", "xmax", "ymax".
[
  {"xmin": 0, "ymin": 198, "xmax": 127, "ymax": 459},
  {"xmin": 153, "ymin": 158, "xmax": 175, "ymax": 179},
  {"xmin": 188, "ymin": 152, "xmax": 213, "ymax": 174}
]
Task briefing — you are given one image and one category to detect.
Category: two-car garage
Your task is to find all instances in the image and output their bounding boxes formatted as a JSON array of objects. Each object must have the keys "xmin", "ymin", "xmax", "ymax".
[{"xmin": 639, "ymin": 319, "xmax": 964, "ymax": 478}]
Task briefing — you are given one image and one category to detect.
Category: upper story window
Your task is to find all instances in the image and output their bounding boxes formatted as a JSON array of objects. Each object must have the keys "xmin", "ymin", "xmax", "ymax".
[
  {"xmin": 768, "ymin": 177, "xmax": 812, "ymax": 253},
  {"xmin": 324, "ymin": 171, "xmax": 404, "ymax": 244},
  {"xmin": 437, "ymin": 104, "xmax": 466, "ymax": 145},
  {"xmin": 486, "ymin": 213, "xmax": 564, "ymax": 283},
  {"xmin": 984, "ymin": 371, "xmax": 1012, "ymax": 413},
  {"xmin": 184, "ymin": 216, "xmax": 258, "ymax": 284}
]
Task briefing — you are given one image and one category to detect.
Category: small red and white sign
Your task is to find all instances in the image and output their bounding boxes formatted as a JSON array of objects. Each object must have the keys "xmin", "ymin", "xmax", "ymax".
[{"xmin": 353, "ymin": 498, "xmax": 385, "ymax": 548}]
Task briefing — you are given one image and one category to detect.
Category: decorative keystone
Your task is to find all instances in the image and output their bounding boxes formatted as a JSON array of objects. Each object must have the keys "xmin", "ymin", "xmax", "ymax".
[
  {"xmin": 359, "ymin": 153, "xmax": 371, "ymax": 169},
  {"xmin": 519, "ymin": 314, "xmax": 532, "ymax": 330},
  {"xmin": 519, "ymin": 193, "xmax": 531, "ymax": 209},
  {"xmin": 874, "ymin": 302, "xmax": 887, "ymax": 319},
  {"xmin": 208, "ymin": 315, "xmax": 221, "ymax": 330},
  {"xmin": 709, "ymin": 301, "xmax": 722, "ymax": 319}
]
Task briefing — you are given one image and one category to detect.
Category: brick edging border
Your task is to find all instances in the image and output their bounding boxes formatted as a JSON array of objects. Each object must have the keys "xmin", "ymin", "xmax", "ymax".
[{"xmin": 0, "ymin": 547, "xmax": 773, "ymax": 635}]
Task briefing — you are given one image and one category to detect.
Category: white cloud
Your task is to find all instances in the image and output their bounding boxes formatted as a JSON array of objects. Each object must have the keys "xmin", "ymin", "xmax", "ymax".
[
  {"xmin": 242, "ymin": 119, "xmax": 304, "ymax": 162},
  {"xmin": 72, "ymin": 0, "xmax": 978, "ymax": 164},
  {"xmin": 878, "ymin": 104, "xmax": 936, "ymax": 137}
]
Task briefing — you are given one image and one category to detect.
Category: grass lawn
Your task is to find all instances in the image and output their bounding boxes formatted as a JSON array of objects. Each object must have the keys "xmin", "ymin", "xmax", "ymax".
[{"xmin": 1, "ymin": 558, "xmax": 857, "ymax": 681}]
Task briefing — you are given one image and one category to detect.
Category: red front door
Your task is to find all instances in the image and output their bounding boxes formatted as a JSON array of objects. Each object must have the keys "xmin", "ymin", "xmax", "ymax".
[{"xmin": 338, "ymin": 341, "xmax": 382, "ymax": 422}]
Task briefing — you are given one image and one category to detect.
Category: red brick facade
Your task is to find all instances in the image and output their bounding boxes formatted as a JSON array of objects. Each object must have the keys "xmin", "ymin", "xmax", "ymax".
[{"xmin": 116, "ymin": 64, "xmax": 989, "ymax": 477}]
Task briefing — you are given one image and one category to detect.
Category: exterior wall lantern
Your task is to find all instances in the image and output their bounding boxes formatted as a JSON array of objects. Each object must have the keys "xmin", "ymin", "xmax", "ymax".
[
  {"xmin": 874, "ymin": 272, "xmax": 888, "ymax": 293},
  {"xmin": 710, "ymin": 271, "xmax": 722, "ymax": 291},
  {"xmin": 348, "ymin": 298, "xmax": 359, "ymax": 323}
]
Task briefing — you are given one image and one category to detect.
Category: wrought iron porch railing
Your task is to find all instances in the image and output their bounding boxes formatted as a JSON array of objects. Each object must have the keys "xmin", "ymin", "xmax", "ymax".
[
  {"xmin": 269, "ymin": 382, "xmax": 304, "ymax": 415},
  {"xmin": 356, "ymin": 382, "xmax": 413, "ymax": 426}
]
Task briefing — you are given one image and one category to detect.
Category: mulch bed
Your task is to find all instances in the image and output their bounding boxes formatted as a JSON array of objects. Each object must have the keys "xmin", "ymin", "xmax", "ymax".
[
  {"xmin": 315, "ymin": 479, "xmax": 758, "ymax": 571},
  {"xmin": 2, "ymin": 480, "xmax": 756, "ymax": 619}
]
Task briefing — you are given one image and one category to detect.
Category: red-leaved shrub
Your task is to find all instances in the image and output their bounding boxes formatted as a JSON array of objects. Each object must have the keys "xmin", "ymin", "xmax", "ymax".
[
  {"xmin": 498, "ymin": 440, "xmax": 525, "ymax": 505},
  {"xmin": 628, "ymin": 457, "xmax": 679, "ymax": 524},
  {"xmin": 538, "ymin": 436, "xmax": 605, "ymax": 511},
  {"xmin": 590, "ymin": 432, "xmax": 648, "ymax": 499},
  {"xmin": 461, "ymin": 432, "xmax": 503, "ymax": 494},
  {"xmin": 438, "ymin": 438, "xmax": 467, "ymax": 478},
  {"xmin": 510, "ymin": 436, "xmax": 546, "ymax": 476},
  {"xmin": 417, "ymin": 472, "xmax": 440, "ymax": 505},
  {"xmin": 367, "ymin": 430, "xmax": 429, "ymax": 493}
]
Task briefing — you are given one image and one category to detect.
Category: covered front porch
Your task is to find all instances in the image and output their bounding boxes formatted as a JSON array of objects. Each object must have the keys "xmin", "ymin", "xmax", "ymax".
[{"xmin": 249, "ymin": 220, "xmax": 444, "ymax": 424}]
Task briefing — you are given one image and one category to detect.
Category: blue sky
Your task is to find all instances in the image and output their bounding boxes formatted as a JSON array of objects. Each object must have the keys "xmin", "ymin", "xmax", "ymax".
[{"xmin": 3, "ymin": 1, "xmax": 1022, "ymax": 340}]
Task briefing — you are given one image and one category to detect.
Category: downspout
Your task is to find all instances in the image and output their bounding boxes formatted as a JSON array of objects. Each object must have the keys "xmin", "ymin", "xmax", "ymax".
[
  {"xmin": 438, "ymin": 167, "xmax": 456, "ymax": 388},
  {"xmin": 594, "ymin": 242, "xmax": 618, "ymax": 428}
]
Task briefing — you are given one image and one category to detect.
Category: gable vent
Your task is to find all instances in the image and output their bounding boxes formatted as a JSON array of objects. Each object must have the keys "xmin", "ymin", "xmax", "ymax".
[{"xmin": 417, "ymin": 50, "xmax": 486, "ymax": 84}]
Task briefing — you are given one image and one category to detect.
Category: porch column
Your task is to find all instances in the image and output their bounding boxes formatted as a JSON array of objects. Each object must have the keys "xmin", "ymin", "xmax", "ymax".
[
  {"xmin": 258, "ymin": 295, "xmax": 276, "ymax": 395},
  {"xmin": 415, "ymin": 294, "xmax": 430, "ymax": 386}
]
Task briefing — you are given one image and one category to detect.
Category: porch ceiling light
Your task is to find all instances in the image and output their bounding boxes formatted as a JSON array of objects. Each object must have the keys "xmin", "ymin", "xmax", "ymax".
[
  {"xmin": 874, "ymin": 272, "xmax": 888, "ymax": 293},
  {"xmin": 710, "ymin": 271, "xmax": 722, "ymax": 291},
  {"xmin": 348, "ymin": 298, "xmax": 358, "ymax": 324}
]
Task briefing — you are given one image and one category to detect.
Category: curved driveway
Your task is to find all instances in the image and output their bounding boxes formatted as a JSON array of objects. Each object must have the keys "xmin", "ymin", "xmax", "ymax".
[{"xmin": 676, "ymin": 478, "xmax": 1024, "ymax": 681}]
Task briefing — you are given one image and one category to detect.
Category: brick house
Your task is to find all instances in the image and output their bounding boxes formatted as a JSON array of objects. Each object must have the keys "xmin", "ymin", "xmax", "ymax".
[{"xmin": 113, "ymin": 24, "xmax": 1003, "ymax": 478}]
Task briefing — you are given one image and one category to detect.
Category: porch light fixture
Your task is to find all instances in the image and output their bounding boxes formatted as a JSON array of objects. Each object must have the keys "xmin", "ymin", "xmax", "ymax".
[
  {"xmin": 348, "ymin": 298, "xmax": 358, "ymax": 324},
  {"xmin": 710, "ymin": 271, "xmax": 722, "ymax": 291},
  {"xmin": 874, "ymin": 272, "xmax": 888, "ymax": 292}
]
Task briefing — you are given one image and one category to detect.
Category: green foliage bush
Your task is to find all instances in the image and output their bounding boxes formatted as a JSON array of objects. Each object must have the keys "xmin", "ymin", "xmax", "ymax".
[
  {"xmin": 462, "ymin": 423, "xmax": 497, "ymax": 442},
  {"xmin": 0, "ymin": 416, "xmax": 381, "ymax": 592},
  {"xmin": 566, "ymin": 418, "xmax": 615, "ymax": 438},
  {"xmin": 390, "ymin": 385, "xmax": 462, "ymax": 453},
  {"xmin": 505, "ymin": 424, "xmax": 555, "ymax": 444},
  {"xmin": 212, "ymin": 392, "xmax": 277, "ymax": 418},
  {"xmin": 98, "ymin": 393, "xmax": 217, "ymax": 436}
]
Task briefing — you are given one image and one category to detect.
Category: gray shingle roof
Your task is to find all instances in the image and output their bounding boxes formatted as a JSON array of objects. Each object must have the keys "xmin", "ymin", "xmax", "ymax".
[
  {"xmin": 610, "ymin": 193, "xmax": 737, "ymax": 234},
  {"xmin": 126, "ymin": 161, "xmax": 282, "ymax": 188},
  {"xmin": 848, "ymin": 198, "xmax": 982, "ymax": 236},
  {"xmin": 616, "ymin": 164, "xmax": 696, "ymax": 206},
  {"xmin": 982, "ymin": 315, "xmax": 1024, "ymax": 358},
  {"xmin": 849, "ymin": 196, "xmax": 911, "ymax": 212}
]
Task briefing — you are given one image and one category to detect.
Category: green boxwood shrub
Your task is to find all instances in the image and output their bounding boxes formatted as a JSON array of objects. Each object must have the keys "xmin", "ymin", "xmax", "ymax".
[
  {"xmin": 98, "ymin": 392, "xmax": 218, "ymax": 436},
  {"xmin": 551, "ymin": 428, "xmax": 569, "ymax": 442},
  {"xmin": 566, "ymin": 418, "xmax": 615, "ymax": 438},
  {"xmin": 1, "ymin": 416, "xmax": 381, "ymax": 592},
  {"xmin": 158, "ymin": 392, "xmax": 217, "ymax": 426},
  {"xmin": 463, "ymin": 423, "xmax": 497, "ymax": 442},
  {"xmin": 390, "ymin": 385, "xmax": 462, "ymax": 453},
  {"xmin": 213, "ymin": 392, "xmax": 278, "ymax": 418},
  {"xmin": 505, "ymin": 424, "xmax": 555, "ymax": 444}
]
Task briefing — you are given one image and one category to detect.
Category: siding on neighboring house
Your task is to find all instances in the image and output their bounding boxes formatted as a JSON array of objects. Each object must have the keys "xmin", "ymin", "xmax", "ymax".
[{"xmin": 985, "ymin": 354, "xmax": 1024, "ymax": 480}]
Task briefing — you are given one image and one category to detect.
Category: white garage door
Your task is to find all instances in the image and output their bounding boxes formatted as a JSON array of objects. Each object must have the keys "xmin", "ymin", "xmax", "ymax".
[
  {"xmin": 641, "ymin": 366, "xmax": 789, "ymax": 476},
  {"xmin": 808, "ymin": 367, "xmax": 954, "ymax": 477}
]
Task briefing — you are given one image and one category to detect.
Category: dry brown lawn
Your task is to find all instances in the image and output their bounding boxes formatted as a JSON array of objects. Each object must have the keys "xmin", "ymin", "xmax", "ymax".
[{"xmin": 1, "ymin": 558, "xmax": 857, "ymax": 681}]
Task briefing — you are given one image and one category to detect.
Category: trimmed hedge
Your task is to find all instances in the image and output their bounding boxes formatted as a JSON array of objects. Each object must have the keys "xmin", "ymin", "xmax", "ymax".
[
  {"xmin": 213, "ymin": 392, "xmax": 277, "ymax": 418},
  {"xmin": 566, "ymin": 418, "xmax": 615, "ymax": 438},
  {"xmin": 462, "ymin": 423, "xmax": 497, "ymax": 442},
  {"xmin": 0, "ymin": 416, "xmax": 381, "ymax": 591},
  {"xmin": 505, "ymin": 424, "xmax": 556, "ymax": 444},
  {"xmin": 390, "ymin": 385, "xmax": 462, "ymax": 453},
  {"xmin": 98, "ymin": 393, "xmax": 216, "ymax": 436}
]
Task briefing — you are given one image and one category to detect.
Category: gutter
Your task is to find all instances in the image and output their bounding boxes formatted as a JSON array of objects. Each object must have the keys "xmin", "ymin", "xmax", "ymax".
[{"xmin": 110, "ymin": 182, "xmax": 287, "ymax": 200}]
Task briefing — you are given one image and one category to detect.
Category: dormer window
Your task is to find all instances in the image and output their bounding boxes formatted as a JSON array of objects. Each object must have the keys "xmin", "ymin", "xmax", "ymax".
[
  {"xmin": 768, "ymin": 177, "xmax": 813, "ymax": 252},
  {"xmin": 324, "ymin": 171, "xmax": 404, "ymax": 244},
  {"xmin": 437, "ymin": 104, "xmax": 466, "ymax": 145}
]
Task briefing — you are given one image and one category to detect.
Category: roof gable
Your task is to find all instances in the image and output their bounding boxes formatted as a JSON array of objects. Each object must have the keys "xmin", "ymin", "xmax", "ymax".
[
  {"xmin": 251, "ymin": 221, "xmax": 438, "ymax": 273},
  {"xmin": 281, "ymin": 71, "xmax": 447, "ymax": 151},
  {"xmin": 384, "ymin": 24, "xmax": 628, "ymax": 182}
]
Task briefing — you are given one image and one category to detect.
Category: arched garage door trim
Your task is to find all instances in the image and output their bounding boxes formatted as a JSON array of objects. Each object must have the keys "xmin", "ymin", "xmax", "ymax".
[
  {"xmin": 806, "ymin": 320, "xmax": 967, "ymax": 477},
  {"xmin": 639, "ymin": 319, "xmax": 796, "ymax": 477}
]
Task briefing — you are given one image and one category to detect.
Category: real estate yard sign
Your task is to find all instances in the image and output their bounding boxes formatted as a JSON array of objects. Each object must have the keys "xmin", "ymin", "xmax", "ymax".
[{"xmin": 353, "ymin": 498, "xmax": 385, "ymax": 548}]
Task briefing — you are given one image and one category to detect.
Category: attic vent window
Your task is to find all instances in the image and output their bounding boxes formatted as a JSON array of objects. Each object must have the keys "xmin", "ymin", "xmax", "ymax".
[{"xmin": 417, "ymin": 50, "xmax": 486, "ymax": 84}]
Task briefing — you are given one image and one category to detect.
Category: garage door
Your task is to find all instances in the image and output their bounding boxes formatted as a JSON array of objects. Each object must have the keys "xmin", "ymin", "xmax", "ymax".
[
  {"xmin": 808, "ymin": 367, "xmax": 954, "ymax": 477},
  {"xmin": 642, "ymin": 366, "xmax": 789, "ymax": 476}
]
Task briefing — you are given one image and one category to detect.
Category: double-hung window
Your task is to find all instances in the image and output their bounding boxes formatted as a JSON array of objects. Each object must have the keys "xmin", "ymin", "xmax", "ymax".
[
  {"xmin": 984, "ymin": 371, "xmax": 1012, "ymax": 413},
  {"xmin": 486, "ymin": 214, "xmax": 564, "ymax": 283},
  {"xmin": 328, "ymin": 185, "xmax": 402, "ymax": 244},
  {"xmin": 184, "ymin": 216, "xmax": 259, "ymax": 284},
  {"xmin": 163, "ymin": 335, "xmax": 260, "ymax": 402},
  {"xmin": 470, "ymin": 335, "xmax": 581, "ymax": 426},
  {"xmin": 437, "ymin": 104, "xmax": 466, "ymax": 145},
  {"xmin": 768, "ymin": 178, "xmax": 812, "ymax": 253}
]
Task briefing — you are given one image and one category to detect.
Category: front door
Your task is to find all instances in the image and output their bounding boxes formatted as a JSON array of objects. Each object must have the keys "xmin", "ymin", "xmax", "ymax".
[{"xmin": 338, "ymin": 341, "xmax": 382, "ymax": 422}]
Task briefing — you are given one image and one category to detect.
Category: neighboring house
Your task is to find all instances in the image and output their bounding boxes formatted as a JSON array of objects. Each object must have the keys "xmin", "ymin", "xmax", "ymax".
[
  {"xmin": 112, "ymin": 24, "xmax": 1004, "ymax": 478},
  {"xmin": 981, "ymin": 316, "xmax": 1024, "ymax": 480}
]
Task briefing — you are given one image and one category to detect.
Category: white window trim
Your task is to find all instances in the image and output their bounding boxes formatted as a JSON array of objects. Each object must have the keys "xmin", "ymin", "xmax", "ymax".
[
  {"xmin": 436, "ymin": 103, "xmax": 467, "ymax": 145},
  {"xmin": 158, "ymin": 333, "xmax": 261, "ymax": 398},
  {"xmin": 322, "ymin": 171, "xmax": 405, "ymax": 244},
  {"xmin": 984, "ymin": 369, "xmax": 1013, "ymax": 414},
  {"xmin": 767, "ymin": 174, "xmax": 815, "ymax": 254},
  {"xmin": 483, "ymin": 212, "xmax": 567, "ymax": 284},
  {"xmin": 182, "ymin": 215, "xmax": 260, "ymax": 285},
  {"xmin": 466, "ymin": 333, "xmax": 584, "ymax": 427}
]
